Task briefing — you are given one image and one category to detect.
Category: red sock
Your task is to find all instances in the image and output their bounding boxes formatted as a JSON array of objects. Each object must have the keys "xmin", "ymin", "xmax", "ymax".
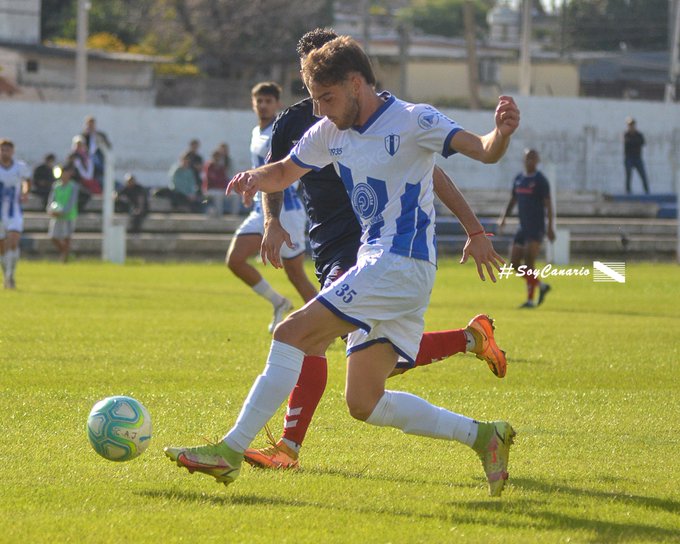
[
  {"xmin": 414, "ymin": 329, "xmax": 467, "ymax": 367},
  {"xmin": 525, "ymin": 275, "xmax": 539, "ymax": 300},
  {"xmin": 281, "ymin": 355, "xmax": 327, "ymax": 447}
]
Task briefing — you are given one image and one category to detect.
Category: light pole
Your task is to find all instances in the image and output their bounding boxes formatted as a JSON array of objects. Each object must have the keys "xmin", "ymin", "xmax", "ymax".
[{"xmin": 75, "ymin": 0, "xmax": 89, "ymax": 103}]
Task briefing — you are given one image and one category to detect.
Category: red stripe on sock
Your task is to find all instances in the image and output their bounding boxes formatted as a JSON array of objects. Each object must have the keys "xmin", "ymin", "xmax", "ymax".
[{"xmin": 281, "ymin": 355, "xmax": 327, "ymax": 447}]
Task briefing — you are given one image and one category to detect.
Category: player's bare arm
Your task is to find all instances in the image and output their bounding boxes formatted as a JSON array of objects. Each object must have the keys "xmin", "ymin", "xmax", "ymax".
[
  {"xmin": 261, "ymin": 191, "xmax": 293, "ymax": 269},
  {"xmin": 545, "ymin": 197, "xmax": 556, "ymax": 242},
  {"xmin": 432, "ymin": 167, "xmax": 504, "ymax": 282},
  {"xmin": 498, "ymin": 195, "xmax": 517, "ymax": 235},
  {"xmin": 449, "ymin": 96, "xmax": 519, "ymax": 163},
  {"xmin": 227, "ymin": 157, "xmax": 308, "ymax": 203}
]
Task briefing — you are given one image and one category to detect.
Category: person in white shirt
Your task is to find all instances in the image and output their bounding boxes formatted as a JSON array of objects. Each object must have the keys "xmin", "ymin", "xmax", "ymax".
[{"xmin": 0, "ymin": 139, "xmax": 31, "ymax": 289}]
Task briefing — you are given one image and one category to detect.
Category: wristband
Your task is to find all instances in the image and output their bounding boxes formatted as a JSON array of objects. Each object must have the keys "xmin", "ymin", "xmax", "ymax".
[{"xmin": 468, "ymin": 230, "xmax": 494, "ymax": 238}]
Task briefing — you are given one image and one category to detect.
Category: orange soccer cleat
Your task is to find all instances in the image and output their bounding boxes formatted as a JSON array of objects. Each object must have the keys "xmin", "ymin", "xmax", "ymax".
[
  {"xmin": 244, "ymin": 426, "xmax": 300, "ymax": 469},
  {"xmin": 466, "ymin": 314, "xmax": 507, "ymax": 378}
]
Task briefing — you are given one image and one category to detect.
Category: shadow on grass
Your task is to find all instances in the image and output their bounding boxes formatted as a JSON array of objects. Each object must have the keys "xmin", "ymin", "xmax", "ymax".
[
  {"xmin": 445, "ymin": 477, "xmax": 680, "ymax": 543},
  {"xmin": 299, "ymin": 465, "xmax": 474, "ymax": 489}
]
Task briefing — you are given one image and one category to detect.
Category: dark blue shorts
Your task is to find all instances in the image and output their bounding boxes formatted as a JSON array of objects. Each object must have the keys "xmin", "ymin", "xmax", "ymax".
[
  {"xmin": 316, "ymin": 254, "xmax": 357, "ymax": 288},
  {"xmin": 514, "ymin": 227, "xmax": 544, "ymax": 246}
]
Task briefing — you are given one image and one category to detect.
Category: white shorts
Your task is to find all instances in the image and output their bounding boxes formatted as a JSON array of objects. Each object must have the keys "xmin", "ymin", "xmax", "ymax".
[
  {"xmin": 234, "ymin": 206, "xmax": 307, "ymax": 260},
  {"xmin": 0, "ymin": 213, "xmax": 23, "ymax": 239},
  {"xmin": 317, "ymin": 247, "xmax": 436, "ymax": 364}
]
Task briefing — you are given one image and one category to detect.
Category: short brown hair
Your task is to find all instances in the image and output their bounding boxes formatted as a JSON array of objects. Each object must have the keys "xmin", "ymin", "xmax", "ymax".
[
  {"xmin": 296, "ymin": 28, "xmax": 338, "ymax": 58},
  {"xmin": 0, "ymin": 139, "xmax": 14, "ymax": 148},
  {"xmin": 302, "ymin": 36, "xmax": 376, "ymax": 88},
  {"xmin": 251, "ymin": 81, "xmax": 282, "ymax": 100}
]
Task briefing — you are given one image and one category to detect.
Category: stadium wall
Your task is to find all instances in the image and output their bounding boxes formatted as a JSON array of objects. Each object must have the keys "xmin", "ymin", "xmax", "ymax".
[{"xmin": 1, "ymin": 96, "xmax": 678, "ymax": 193}]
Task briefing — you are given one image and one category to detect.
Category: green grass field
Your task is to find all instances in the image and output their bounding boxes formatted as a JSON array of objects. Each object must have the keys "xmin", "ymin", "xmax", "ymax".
[{"xmin": 2, "ymin": 259, "xmax": 679, "ymax": 543}]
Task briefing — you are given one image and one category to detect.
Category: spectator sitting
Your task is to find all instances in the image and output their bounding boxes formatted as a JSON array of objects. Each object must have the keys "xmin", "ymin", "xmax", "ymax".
[
  {"xmin": 185, "ymin": 138, "xmax": 204, "ymax": 189},
  {"xmin": 70, "ymin": 135, "xmax": 101, "ymax": 195},
  {"xmin": 156, "ymin": 153, "xmax": 204, "ymax": 212},
  {"xmin": 115, "ymin": 173, "xmax": 149, "ymax": 233},
  {"xmin": 202, "ymin": 148, "xmax": 230, "ymax": 216},
  {"xmin": 32, "ymin": 153, "xmax": 57, "ymax": 209},
  {"xmin": 47, "ymin": 162, "xmax": 79, "ymax": 263}
]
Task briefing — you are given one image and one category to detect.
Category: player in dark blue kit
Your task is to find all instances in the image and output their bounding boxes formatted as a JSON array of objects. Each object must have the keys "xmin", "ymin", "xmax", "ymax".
[
  {"xmin": 499, "ymin": 148, "xmax": 555, "ymax": 308},
  {"xmin": 243, "ymin": 28, "xmax": 508, "ymax": 470}
]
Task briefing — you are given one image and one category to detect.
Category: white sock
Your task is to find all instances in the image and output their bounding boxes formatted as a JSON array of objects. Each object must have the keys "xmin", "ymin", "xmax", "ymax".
[
  {"xmin": 366, "ymin": 390, "xmax": 479, "ymax": 447},
  {"xmin": 252, "ymin": 278, "xmax": 284, "ymax": 306},
  {"xmin": 464, "ymin": 330, "xmax": 475, "ymax": 352},
  {"xmin": 6, "ymin": 249, "xmax": 18, "ymax": 279},
  {"xmin": 223, "ymin": 340, "xmax": 304, "ymax": 452},
  {"xmin": 0, "ymin": 252, "xmax": 6, "ymax": 276},
  {"xmin": 281, "ymin": 437, "xmax": 300, "ymax": 454}
]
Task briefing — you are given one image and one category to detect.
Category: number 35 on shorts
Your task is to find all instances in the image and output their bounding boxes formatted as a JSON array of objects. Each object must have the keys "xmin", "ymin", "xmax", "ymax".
[{"xmin": 335, "ymin": 283, "xmax": 358, "ymax": 303}]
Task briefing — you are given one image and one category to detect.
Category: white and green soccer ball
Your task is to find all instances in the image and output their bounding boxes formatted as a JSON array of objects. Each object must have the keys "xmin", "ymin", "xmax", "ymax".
[{"xmin": 87, "ymin": 396, "xmax": 152, "ymax": 462}]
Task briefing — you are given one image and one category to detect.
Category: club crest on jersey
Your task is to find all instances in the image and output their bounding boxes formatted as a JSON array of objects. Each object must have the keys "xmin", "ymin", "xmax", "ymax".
[
  {"xmin": 384, "ymin": 134, "xmax": 400, "ymax": 156},
  {"xmin": 418, "ymin": 111, "xmax": 440, "ymax": 130},
  {"xmin": 352, "ymin": 182, "xmax": 379, "ymax": 219}
]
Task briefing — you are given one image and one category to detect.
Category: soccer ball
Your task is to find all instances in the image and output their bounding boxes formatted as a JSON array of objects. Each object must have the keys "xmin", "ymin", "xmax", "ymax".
[
  {"xmin": 48, "ymin": 201, "xmax": 63, "ymax": 214},
  {"xmin": 86, "ymin": 396, "xmax": 152, "ymax": 462}
]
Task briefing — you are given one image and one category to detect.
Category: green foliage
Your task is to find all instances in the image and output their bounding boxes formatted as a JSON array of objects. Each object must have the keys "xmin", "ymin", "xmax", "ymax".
[
  {"xmin": 564, "ymin": 0, "xmax": 670, "ymax": 51},
  {"xmin": 1, "ymin": 260, "xmax": 678, "ymax": 542},
  {"xmin": 400, "ymin": 0, "xmax": 494, "ymax": 38}
]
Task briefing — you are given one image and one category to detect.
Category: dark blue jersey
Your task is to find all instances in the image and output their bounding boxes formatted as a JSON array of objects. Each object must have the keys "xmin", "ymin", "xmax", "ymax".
[
  {"xmin": 270, "ymin": 98, "xmax": 362, "ymax": 277},
  {"xmin": 512, "ymin": 170, "xmax": 550, "ymax": 233}
]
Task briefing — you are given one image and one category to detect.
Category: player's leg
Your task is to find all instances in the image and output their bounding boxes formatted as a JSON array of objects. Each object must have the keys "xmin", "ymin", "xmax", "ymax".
[
  {"xmin": 634, "ymin": 158, "xmax": 650, "ymax": 194},
  {"xmin": 281, "ymin": 252, "xmax": 317, "ymax": 303},
  {"xmin": 0, "ymin": 230, "xmax": 6, "ymax": 287},
  {"xmin": 4, "ymin": 230, "xmax": 21, "ymax": 289},
  {"xmin": 510, "ymin": 233, "xmax": 532, "ymax": 307},
  {"xmin": 525, "ymin": 239, "xmax": 550, "ymax": 307},
  {"xmin": 226, "ymin": 232, "xmax": 292, "ymax": 332},
  {"xmin": 349, "ymin": 343, "xmax": 515, "ymax": 497},
  {"xmin": 245, "ymin": 261, "xmax": 346, "ymax": 469},
  {"xmin": 165, "ymin": 298, "xmax": 355, "ymax": 484}
]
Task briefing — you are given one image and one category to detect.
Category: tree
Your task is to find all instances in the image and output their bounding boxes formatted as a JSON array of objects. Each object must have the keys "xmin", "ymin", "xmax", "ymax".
[
  {"xmin": 399, "ymin": 0, "xmax": 495, "ymax": 39},
  {"xmin": 563, "ymin": 0, "xmax": 669, "ymax": 51},
  {"xmin": 159, "ymin": 0, "xmax": 332, "ymax": 78}
]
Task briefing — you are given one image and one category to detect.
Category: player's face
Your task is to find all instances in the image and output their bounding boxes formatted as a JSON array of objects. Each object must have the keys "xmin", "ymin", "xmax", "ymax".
[
  {"xmin": 307, "ymin": 79, "xmax": 359, "ymax": 130},
  {"xmin": 524, "ymin": 151, "xmax": 539, "ymax": 172},
  {"xmin": 252, "ymin": 93, "xmax": 280, "ymax": 124},
  {"xmin": 0, "ymin": 144, "xmax": 14, "ymax": 164}
]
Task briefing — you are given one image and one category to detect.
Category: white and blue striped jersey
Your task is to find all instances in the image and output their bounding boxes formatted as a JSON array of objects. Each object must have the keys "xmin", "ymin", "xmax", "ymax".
[
  {"xmin": 290, "ymin": 93, "xmax": 462, "ymax": 266},
  {"xmin": 0, "ymin": 160, "xmax": 30, "ymax": 223},
  {"xmin": 250, "ymin": 121, "xmax": 303, "ymax": 212}
]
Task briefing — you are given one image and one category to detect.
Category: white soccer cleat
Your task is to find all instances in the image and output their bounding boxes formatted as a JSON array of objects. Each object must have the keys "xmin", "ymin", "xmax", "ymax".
[{"xmin": 269, "ymin": 298, "xmax": 293, "ymax": 333}]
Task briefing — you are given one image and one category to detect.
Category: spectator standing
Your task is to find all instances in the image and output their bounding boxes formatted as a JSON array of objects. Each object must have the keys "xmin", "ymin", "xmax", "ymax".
[
  {"xmin": 47, "ymin": 162, "xmax": 79, "ymax": 262},
  {"xmin": 202, "ymin": 148, "xmax": 230, "ymax": 216},
  {"xmin": 623, "ymin": 117, "xmax": 650, "ymax": 194},
  {"xmin": 31, "ymin": 153, "xmax": 57, "ymax": 209},
  {"xmin": 81, "ymin": 116, "xmax": 112, "ymax": 186},
  {"xmin": 115, "ymin": 173, "xmax": 149, "ymax": 233}
]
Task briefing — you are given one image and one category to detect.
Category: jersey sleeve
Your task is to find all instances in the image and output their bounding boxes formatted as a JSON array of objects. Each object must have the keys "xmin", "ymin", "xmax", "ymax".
[
  {"xmin": 269, "ymin": 114, "xmax": 291, "ymax": 163},
  {"xmin": 412, "ymin": 104, "xmax": 463, "ymax": 158},
  {"xmin": 290, "ymin": 120, "xmax": 329, "ymax": 172},
  {"xmin": 19, "ymin": 161, "xmax": 31, "ymax": 180},
  {"xmin": 538, "ymin": 173, "xmax": 551, "ymax": 200}
]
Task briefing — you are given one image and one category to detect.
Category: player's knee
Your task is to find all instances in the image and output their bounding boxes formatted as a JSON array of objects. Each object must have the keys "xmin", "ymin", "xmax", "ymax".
[{"xmin": 345, "ymin": 392, "xmax": 380, "ymax": 422}]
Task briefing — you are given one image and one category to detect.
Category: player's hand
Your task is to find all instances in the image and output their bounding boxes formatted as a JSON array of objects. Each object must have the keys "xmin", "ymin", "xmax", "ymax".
[
  {"xmin": 227, "ymin": 170, "xmax": 259, "ymax": 204},
  {"xmin": 547, "ymin": 225, "xmax": 556, "ymax": 243},
  {"xmin": 261, "ymin": 219, "xmax": 292, "ymax": 269},
  {"xmin": 495, "ymin": 96, "xmax": 520, "ymax": 138},
  {"xmin": 460, "ymin": 233, "xmax": 505, "ymax": 283}
]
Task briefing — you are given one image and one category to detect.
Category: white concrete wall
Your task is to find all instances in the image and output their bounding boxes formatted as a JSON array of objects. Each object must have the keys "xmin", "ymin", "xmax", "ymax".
[{"xmin": 0, "ymin": 95, "xmax": 678, "ymax": 194}]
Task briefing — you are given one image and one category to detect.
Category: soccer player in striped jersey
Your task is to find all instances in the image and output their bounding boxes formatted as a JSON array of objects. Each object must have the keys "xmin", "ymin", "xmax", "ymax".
[
  {"xmin": 226, "ymin": 82, "xmax": 317, "ymax": 333},
  {"xmin": 243, "ymin": 28, "xmax": 507, "ymax": 471},
  {"xmin": 0, "ymin": 139, "xmax": 31, "ymax": 289},
  {"xmin": 167, "ymin": 36, "xmax": 519, "ymax": 496}
]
